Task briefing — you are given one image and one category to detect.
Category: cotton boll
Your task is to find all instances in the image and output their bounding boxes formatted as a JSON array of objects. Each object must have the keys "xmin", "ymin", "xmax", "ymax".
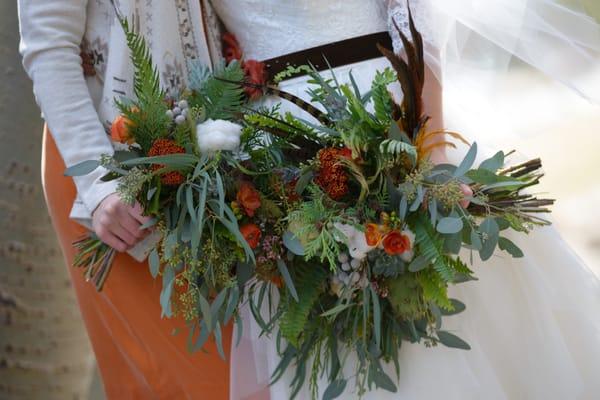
[
  {"xmin": 349, "ymin": 246, "xmax": 366, "ymax": 260},
  {"xmin": 333, "ymin": 223, "xmax": 356, "ymax": 243},
  {"xmin": 400, "ymin": 250, "xmax": 414, "ymax": 262},
  {"xmin": 196, "ymin": 119, "xmax": 243, "ymax": 153}
]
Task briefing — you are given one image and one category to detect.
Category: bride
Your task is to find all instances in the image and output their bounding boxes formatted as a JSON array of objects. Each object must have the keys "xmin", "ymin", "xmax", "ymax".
[{"xmin": 18, "ymin": 0, "xmax": 600, "ymax": 398}]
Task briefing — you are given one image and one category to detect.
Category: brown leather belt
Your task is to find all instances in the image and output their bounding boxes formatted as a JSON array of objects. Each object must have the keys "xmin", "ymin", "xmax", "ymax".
[{"xmin": 262, "ymin": 31, "xmax": 392, "ymax": 80}]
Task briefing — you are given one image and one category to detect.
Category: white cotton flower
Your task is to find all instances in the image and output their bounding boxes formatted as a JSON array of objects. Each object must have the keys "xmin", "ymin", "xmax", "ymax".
[
  {"xmin": 196, "ymin": 119, "xmax": 243, "ymax": 153},
  {"xmin": 333, "ymin": 223, "xmax": 357, "ymax": 243},
  {"xmin": 400, "ymin": 229, "xmax": 416, "ymax": 262}
]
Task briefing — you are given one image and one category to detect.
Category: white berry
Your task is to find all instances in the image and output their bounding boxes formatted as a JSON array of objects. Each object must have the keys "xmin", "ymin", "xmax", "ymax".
[
  {"xmin": 166, "ymin": 110, "xmax": 174, "ymax": 118},
  {"xmin": 338, "ymin": 253, "xmax": 349, "ymax": 264},
  {"xmin": 174, "ymin": 115, "xmax": 186, "ymax": 125},
  {"xmin": 172, "ymin": 107, "xmax": 182, "ymax": 115},
  {"xmin": 178, "ymin": 100, "xmax": 188, "ymax": 109}
]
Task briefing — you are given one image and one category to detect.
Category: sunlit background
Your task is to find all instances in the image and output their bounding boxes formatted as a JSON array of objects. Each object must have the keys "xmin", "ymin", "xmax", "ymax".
[{"xmin": 0, "ymin": 1, "xmax": 598, "ymax": 399}]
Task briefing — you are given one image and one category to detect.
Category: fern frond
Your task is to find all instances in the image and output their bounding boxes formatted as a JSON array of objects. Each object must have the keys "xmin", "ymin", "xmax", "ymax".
[
  {"xmin": 279, "ymin": 262, "xmax": 329, "ymax": 347},
  {"xmin": 371, "ymin": 68, "xmax": 397, "ymax": 123},
  {"xmin": 413, "ymin": 216, "xmax": 455, "ymax": 282},
  {"xmin": 194, "ymin": 61, "xmax": 245, "ymax": 120},
  {"xmin": 416, "ymin": 269, "xmax": 452, "ymax": 310},
  {"xmin": 118, "ymin": 17, "xmax": 164, "ymax": 103},
  {"xmin": 379, "ymin": 139, "xmax": 418, "ymax": 165}
]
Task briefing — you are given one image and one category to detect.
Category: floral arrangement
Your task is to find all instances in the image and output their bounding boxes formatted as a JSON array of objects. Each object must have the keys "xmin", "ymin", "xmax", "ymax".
[{"xmin": 67, "ymin": 12, "xmax": 553, "ymax": 399}]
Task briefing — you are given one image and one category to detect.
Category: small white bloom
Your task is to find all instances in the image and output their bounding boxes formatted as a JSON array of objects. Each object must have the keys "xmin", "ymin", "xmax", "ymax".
[
  {"xmin": 350, "ymin": 258, "xmax": 361, "ymax": 270},
  {"xmin": 196, "ymin": 119, "xmax": 243, "ymax": 153},
  {"xmin": 399, "ymin": 229, "xmax": 416, "ymax": 262},
  {"xmin": 338, "ymin": 252, "xmax": 349, "ymax": 264}
]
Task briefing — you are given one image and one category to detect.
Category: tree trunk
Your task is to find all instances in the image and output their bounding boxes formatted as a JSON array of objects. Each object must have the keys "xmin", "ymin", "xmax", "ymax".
[{"xmin": 0, "ymin": 2, "xmax": 99, "ymax": 399}]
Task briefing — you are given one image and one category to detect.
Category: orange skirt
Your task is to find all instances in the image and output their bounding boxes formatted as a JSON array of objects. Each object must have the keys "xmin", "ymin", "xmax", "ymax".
[{"xmin": 41, "ymin": 126, "xmax": 232, "ymax": 399}]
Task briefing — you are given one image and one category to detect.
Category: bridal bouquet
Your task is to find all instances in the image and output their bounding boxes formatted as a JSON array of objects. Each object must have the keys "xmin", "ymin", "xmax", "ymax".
[
  {"xmin": 233, "ymin": 14, "xmax": 554, "ymax": 399},
  {"xmin": 67, "ymin": 12, "xmax": 553, "ymax": 399}
]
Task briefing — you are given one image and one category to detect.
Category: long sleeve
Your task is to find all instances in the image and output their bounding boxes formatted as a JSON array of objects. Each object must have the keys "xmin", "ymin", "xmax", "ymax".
[{"xmin": 18, "ymin": 0, "xmax": 118, "ymax": 215}]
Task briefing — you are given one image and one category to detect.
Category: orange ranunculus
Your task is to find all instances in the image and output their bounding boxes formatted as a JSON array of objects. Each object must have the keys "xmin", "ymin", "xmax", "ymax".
[
  {"xmin": 237, "ymin": 182, "xmax": 261, "ymax": 217},
  {"xmin": 382, "ymin": 230, "xmax": 412, "ymax": 256},
  {"xmin": 110, "ymin": 114, "xmax": 134, "ymax": 144},
  {"xmin": 242, "ymin": 60, "xmax": 267, "ymax": 100},
  {"xmin": 270, "ymin": 276, "xmax": 284, "ymax": 289},
  {"xmin": 240, "ymin": 223, "xmax": 262, "ymax": 249},
  {"xmin": 365, "ymin": 223, "xmax": 384, "ymax": 247}
]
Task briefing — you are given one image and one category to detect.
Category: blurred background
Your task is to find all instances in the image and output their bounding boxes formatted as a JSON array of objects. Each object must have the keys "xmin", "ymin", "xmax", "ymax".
[{"xmin": 1, "ymin": 1, "xmax": 598, "ymax": 399}]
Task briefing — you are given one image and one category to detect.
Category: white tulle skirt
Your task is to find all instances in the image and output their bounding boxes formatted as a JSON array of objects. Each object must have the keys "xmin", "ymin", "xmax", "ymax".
[{"xmin": 230, "ymin": 58, "xmax": 600, "ymax": 400}]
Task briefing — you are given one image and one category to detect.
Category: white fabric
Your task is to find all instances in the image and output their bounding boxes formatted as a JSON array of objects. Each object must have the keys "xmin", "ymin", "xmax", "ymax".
[{"xmin": 216, "ymin": 1, "xmax": 600, "ymax": 399}]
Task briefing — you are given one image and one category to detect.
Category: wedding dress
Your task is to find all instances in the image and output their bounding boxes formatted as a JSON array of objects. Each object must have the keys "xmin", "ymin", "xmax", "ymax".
[{"xmin": 212, "ymin": 1, "xmax": 600, "ymax": 398}]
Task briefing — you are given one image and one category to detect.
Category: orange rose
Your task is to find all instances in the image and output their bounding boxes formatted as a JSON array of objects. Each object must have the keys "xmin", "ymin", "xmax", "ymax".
[
  {"xmin": 237, "ymin": 182, "xmax": 261, "ymax": 217},
  {"xmin": 382, "ymin": 230, "xmax": 412, "ymax": 256},
  {"xmin": 110, "ymin": 114, "xmax": 134, "ymax": 144},
  {"xmin": 365, "ymin": 223, "xmax": 384, "ymax": 247},
  {"xmin": 240, "ymin": 223, "xmax": 261, "ymax": 249}
]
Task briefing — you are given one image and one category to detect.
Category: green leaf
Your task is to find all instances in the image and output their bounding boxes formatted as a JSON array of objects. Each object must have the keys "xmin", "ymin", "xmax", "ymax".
[
  {"xmin": 372, "ymin": 370, "xmax": 397, "ymax": 393},
  {"xmin": 320, "ymin": 302, "xmax": 354, "ymax": 318},
  {"xmin": 197, "ymin": 293, "xmax": 212, "ymax": 331},
  {"xmin": 323, "ymin": 379, "xmax": 347, "ymax": 400},
  {"xmin": 454, "ymin": 142, "xmax": 477, "ymax": 178},
  {"xmin": 282, "ymin": 230, "xmax": 305, "ymax": 256},
  {"xmin": 370, "ymin": 286, "xmax": 382, "ymax": 348},
  {"xmin": 148, "ymin": 248, "xmax": 160, "ymax": 278},
  {"xmin": 408, "ymin": 255, "xmax": 429, "ymax": 272},
  {"xmin": 498, "ymin": 237, "xmax": 524, "ymax": 258},
  {"xmin": 479, "ymin": 217, "xmax": 500, "ymax": 261},
  {"xmin": 64, "ymin": 160, "xmax": 100, "ymax": 177},
  {"xmin": 440, "ymin": 299, "xmax": 467, "ymax": 316},
  {"xmin": 437, "ymin": 331, "xmax": 471, "ymax": 350},
  {"xmin": 160, "ymin": 266, "xmax": 175, "ymax": 318},
  {"xmin": 436, "ymin": 217, "xmax": 463, "ymax": 234},
  {"xmin": 279, "ymin": 262, "xmax": 328, "ymax": 347},
  {"xmin": 479, "ymin": 151, "xmax": 504, "ymax": 171},
  {"xmin": 276, "ymin": 259, "xmax": 299, "ymax": 302}
]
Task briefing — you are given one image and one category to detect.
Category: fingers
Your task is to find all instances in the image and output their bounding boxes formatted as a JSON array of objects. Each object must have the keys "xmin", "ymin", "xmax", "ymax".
[
  {"xmin": 96, "ymin": 226, "xmax": 128, "ymax": 253},
  {"xmin": 460, "ymin": 184, "xmax": 474, "ymax": 208},
  {"xmin": 118, "ymin": 209, "xmax": 148, "ymax": 240},
  {"xmin": 111, "ymin": 224, "xmax": 138, "ymax": 248},
  {"xmin": 128, "ymin": 202, "xmax": 153, "ymax": 226}
]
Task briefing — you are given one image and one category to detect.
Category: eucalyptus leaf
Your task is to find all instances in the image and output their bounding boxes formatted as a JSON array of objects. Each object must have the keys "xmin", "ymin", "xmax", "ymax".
[
  {"xmin": 453, "ymin": 142, "xmax": 477, "ymax": 178},
  {"xmin": 277, "ymin": 259, "xmax": 299, "ymax": 302},
  {"xmin": 197, "ymin": 293, "xmax": 213, "ymax": 331},
  {"xmin": 479, "ymin": 151, "xmax": 504, "ymax": 171},
  {"xmin": 408, "ymin": 255, "xmax": 430, "ymax": 272},
  {"xmin": 498, "ymin": 237, "xmax": 524, "ymax": 258},
  {"xmin": 282, "ymin": 231, "xmax": 305, "ymax": 256},
  {"xmin": 437, "ymin": 217, "xmax": 464, "ymax": 234},
  {"xmin": 479, "ymin": 217, "xmax": 500, "ymax": 261},
  {"xmin": 148, "ymin": 248, "xmax": 160, "ymax": 278},
  {"xmin": 159, "ymin": 266, "xmax": 175, "ymax": 318},
  {"xmin": 64, "ymin": 160, "xmax": 100, "ymax": 177},
  {"xmin": 373, "ymin": 370, "xmax": 397, "ymax": 393},
  {"xmin": 440, "ymin": 299, "xmax": 467, "ymax": 316},
  {"xmin": 437, "ymin": 330, "xmax": 471, "ymax": 350},
  {"xmin": 323, "ymin": 379, "xmax": 347, "ymax": 400}
]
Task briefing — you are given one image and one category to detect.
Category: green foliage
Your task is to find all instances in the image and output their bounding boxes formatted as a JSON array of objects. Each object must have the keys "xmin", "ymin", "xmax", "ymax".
[
  {"xmin": 413, "ymin": 215, "xmax": 457, "ymax": 282},
  {"xmin": 387, "ymin": 273, "xmax": 427, "ymax": 320},
  {"xmin": 191, "ymin": 61, "xmax": 245, "ymax": 120},
  {"xmin": 279, "ymin": 261, "xmax": 329, "ymax": 347},
  {"xmin": 371, "ymin": 68, "xmax": 397, "ymax": 123},
  {"xmin": 115, "ymin": 17, "xmax": 170, "ymax": 152},
  {"xmin": 288, "ymin": 186, "xmax": 348, "ymax": 270}
]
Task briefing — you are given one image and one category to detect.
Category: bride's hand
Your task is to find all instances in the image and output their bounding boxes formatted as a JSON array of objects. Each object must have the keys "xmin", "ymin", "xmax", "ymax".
[
  {"xmin": 92, "ymin": 193, "xmax": 152, "ymax": 252},
  {"xmin": 429, "ymin": 149, "xmax": 473, "ymax": 209}
]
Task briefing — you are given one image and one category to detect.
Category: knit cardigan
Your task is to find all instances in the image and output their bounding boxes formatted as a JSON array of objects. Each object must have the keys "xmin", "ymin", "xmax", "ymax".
[{"xmin": 18, "ymin": 0, "xmax": 222, "ymax": 226}]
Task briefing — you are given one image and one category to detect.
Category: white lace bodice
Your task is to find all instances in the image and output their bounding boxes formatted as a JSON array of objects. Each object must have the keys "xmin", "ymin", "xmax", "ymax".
[{"xmin": 212, "ymin": 0, "xmax": 431, "ymax": 61}]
